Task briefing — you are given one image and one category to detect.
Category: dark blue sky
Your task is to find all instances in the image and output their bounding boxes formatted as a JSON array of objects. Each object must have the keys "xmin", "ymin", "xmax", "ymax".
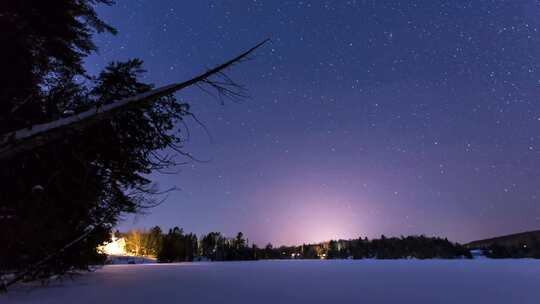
[{"xmin": 86, "ymin": 0, "xmax": 540, "ymax": 245}]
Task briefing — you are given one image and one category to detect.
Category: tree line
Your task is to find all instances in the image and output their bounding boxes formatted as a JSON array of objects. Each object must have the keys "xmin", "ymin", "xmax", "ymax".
[
  {"xmin": 120, "ymin": 228, "xmax": 257, "ymax": 262},
  {"xmin": 120, "ymin": 228, "xmax": 473, "ymax": 262}
]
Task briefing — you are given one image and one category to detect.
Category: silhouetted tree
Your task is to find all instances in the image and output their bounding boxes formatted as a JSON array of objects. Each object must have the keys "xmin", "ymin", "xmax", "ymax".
[
  {"xmin": 146, "ymin": 226, "xmax": 163, "ymax": 257},
  {"xmin": 0, "ymin": 0, "xmax": 265, "ymax": 281},
  {"xmin": 326, "ymin": 240, "xmax": 339, "ymax": 259}
]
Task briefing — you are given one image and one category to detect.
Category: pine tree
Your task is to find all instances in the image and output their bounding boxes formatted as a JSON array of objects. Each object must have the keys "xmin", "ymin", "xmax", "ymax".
[{"xmin": 0, "ymin": 1, "xmax": 266, "ymax": 279}]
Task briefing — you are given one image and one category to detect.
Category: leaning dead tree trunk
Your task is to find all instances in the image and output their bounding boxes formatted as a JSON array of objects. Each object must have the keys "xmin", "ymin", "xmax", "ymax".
[{"xmin": 0, "ymin": 39, "xmax": 268, "ymax": 160}]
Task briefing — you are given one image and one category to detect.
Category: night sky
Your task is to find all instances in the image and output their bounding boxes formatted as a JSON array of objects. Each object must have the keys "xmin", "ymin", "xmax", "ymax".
[{"xmin": 86, "ymin": 0, "xmax": 540, "ymax": 246}]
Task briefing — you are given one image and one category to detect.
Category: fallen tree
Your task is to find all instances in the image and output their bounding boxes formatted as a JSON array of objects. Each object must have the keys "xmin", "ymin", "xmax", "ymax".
[{"xmin": 0, "ymin": 40, "xmax": 268, "ymax": 160}]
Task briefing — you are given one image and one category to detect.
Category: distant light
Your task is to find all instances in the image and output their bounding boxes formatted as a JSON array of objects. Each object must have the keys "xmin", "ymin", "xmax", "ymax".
[
  {"xmin": 63, "ymin": 110, "xmax": 75, "ymax": 116},
  {"xmin": 97, "ymin": 233, "xmax": 127, "ymax": 256},
  {"xmin": 32, "ymin": 185, "xmax": 44, "ymax": 193}
]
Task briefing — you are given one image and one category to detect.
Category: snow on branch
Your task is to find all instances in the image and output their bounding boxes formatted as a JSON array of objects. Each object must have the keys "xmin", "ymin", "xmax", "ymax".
[{"xmin": 0, "ymin": 39, "xmax": 269, "ymax": 160}]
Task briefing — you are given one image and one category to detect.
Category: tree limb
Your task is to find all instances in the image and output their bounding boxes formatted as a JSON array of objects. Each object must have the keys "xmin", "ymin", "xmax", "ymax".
[{"xmin": 0, "ymin": 39, "xmax": 269, "ymax": 160}]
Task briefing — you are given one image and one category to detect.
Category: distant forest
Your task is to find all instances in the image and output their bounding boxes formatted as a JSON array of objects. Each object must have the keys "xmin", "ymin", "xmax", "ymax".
[{"xmin": 117, "ymin": 227, "xmax": 474, "ymax": 262}]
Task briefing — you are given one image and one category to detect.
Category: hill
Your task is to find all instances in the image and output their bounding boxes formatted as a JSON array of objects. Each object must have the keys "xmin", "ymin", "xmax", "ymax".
[{"xmin": 465, "ymin": 230, "xmax": 540, "ymax": 249}]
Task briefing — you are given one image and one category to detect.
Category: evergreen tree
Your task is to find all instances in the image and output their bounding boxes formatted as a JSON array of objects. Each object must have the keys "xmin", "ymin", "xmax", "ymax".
[
  {"xmin": 0, "ymin": 1, "xmax": 264, "ymax": 279},
  {"xmin": 234, "ymin": 232, "xmax": 246, "ymax": 249},
  {"xmin": 0, "ymin": 0, "xmax": 117, "ymax": 133},
  {"xmin": 146, "ymin": 226, "xmax": 163, "ymax": 258},
  {"xmin": 263, "ymin": 243, "xmax": 275, "ymax": 259},
  {"xmin": 326, "ymin": 240, "xmax": 339, "ymax": 259},
  {"xmin": 201, "ymin": 232, "xmax": 224, "ymax": 260}
]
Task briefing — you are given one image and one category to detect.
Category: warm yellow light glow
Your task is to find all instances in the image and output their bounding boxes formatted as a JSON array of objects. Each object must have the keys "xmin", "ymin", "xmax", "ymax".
[{"xmin": 98, "ymin": 233, "xmax": 127, "ymax": 255}]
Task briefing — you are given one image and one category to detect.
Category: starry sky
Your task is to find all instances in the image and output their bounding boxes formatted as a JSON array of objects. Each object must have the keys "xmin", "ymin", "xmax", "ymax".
[{"xmin": 86, "ymin": 0, "xmax": 540, "ymax": 246}]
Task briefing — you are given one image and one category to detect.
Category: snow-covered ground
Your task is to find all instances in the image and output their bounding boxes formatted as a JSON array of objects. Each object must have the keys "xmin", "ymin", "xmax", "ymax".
[
  {"xmin": 4, "ymin": 259, "xmax": 540, "ymax": 303},
  {"xmin": 106, "ymin": 255, "xmax": 156, "ymax": 264}
]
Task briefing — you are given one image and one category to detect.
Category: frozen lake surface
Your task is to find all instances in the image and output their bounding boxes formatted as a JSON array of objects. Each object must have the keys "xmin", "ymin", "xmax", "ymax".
[{"xmin": 4, "ymin": 259, "xmax": 540, "ymax": 303}]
